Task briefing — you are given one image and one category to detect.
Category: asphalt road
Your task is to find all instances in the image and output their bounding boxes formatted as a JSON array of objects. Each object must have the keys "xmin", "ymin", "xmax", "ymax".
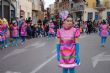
[{"xmin": 0, "ymin": 33, "xmax": 110, "ymax": 73}]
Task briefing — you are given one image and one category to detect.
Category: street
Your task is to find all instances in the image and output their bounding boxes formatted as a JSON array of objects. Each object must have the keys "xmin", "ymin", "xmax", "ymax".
[{"xmin": 0, "ymin": 33, "xmax": 110, "ymax": 73}]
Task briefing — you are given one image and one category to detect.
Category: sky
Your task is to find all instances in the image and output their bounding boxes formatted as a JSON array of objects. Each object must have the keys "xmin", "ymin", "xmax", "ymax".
[{"xmin": 44, "ymin": 0, "xmax": 55, "ymax": 9}]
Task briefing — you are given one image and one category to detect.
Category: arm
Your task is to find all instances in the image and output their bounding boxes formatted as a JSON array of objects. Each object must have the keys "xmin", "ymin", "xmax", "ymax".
[
  {"xmin": 74, "ymin": 28, "xmax": 80, "ymax": 64},
  {"xmin": 56, "ymin": 29, "xmax": 61, "ymax": 61},
  {"xmin": 0, "ymin": 26, "xmax": 8, "ymax": 36},
  {"xmin": 56, "ymin": 37, "xmax": 60, "ymax": 61},
  {"xmin": 75, "ymin": 37, "xmax": 80, "ymax": 57}
]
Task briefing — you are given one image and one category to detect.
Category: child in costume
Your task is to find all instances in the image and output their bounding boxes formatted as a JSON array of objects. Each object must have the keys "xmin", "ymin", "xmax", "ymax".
[
  {"xmin": 2, "ymin": 18, "xmax": 10, "ymax": 48},
  {"xmin": 0, "ymin": 19, "xmax": 6, "ymax": 49},
  {"xmin": 11, "ymin": 22, "xmax": 19, "ymax": 46},
  {"xmin": 20, "ymin": 20, "xmax": 27, "ymax": 45},
  {"xmin": 83, "ymin": 21, "xmax": 87, "ymax": 33},
  {"xmin": 48, "ymin": 20, "xmax": 55, "ymax": 39},
  {"xmin": 99, "ymin": 20, "xmax": 109, "ymax": 47},
  {"xmin": 56, "ymin": 15, "xmax": 80, "ymax": 73}
]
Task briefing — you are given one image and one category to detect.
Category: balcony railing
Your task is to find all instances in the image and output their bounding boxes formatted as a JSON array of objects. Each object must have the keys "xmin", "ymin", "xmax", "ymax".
[
  {"xmin": 104, "ymin": 1, "xmax": 109, "ymax": 8},
  {"xmin": 94, "ymin": 1, "xmax": 110, "ymax": 8},
  {"xmin": 71, "ymin": 2, "xmax": 84, "ymax": 11},
  {"xmin": 32, "ymin": 3, "xmax": 41, "ymax": 11}
]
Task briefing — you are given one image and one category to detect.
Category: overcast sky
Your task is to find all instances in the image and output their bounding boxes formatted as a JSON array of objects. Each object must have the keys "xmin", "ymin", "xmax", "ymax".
[{"xmin": 44, "ymin": 0, "xmax": 55, "ymax": 9}]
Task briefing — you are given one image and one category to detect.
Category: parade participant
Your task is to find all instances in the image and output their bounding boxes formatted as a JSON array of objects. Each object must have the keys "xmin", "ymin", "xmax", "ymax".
[
  {"xmin": 0, "ymin": 19, "xmax": 6, "ymax": 49},
  {"xmin": 83, "ymin": 21, "xmax": 87, "ymax": 33},
  {"xmin": 2, "ymin": 18, "xmax": 10, "ymax": 48},
  {"xmin": 11, "ymin": 22, "xmax": 19, "ymax": 46},
  {"xmin": 20, "ymin": 20, "xmax": 27, "ymax": 45},
  {"xmin": 48, "ymin": 20, "xmax": 55, "ymax": 39},
  {"xmin": 56, "ymin": 14, "xmax": 80, "ymax": 73},
  {"xmin": 99, "ymin": 20, "xmax": 109, "ymax": 47}
]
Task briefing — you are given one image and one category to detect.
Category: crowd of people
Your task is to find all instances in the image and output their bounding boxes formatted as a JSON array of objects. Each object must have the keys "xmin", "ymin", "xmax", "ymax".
[
  {"xmin": 0, "ymin": 16, "xmax": 110, "ymax": 50},
  {"xmin": 0, "ymin": 14, "xmax": 110, "ymax": 73}
]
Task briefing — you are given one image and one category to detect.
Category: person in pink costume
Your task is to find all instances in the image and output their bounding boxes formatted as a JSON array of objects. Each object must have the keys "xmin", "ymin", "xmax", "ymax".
[
  {"xmin": 0, "ymin": 19, "xmax": 6, "ymax": 49},
  {"xmin": 56, "ymin": 15, "xmax": 80, "ymax": 73},
  {"xmin": 20, "ymin": 20, "xmax": 27, "ymax": 45},
  {"xmin": 99, "ymin": 20, "xmax": 109, "ymax": 47},
  {"xmin": 2, "ymin": 18, "xmax": 10, "ymax": 48},
  {"xmin": 48, "ymin": 20, "xmax": 55, "ymax": 39},
  {"xmin": 11, "ymin": 22, "xmax": 19, "ymax": 46},
  {"xmin": 83, "ymin": 21, "xmax": 87, "ymax": 33}
]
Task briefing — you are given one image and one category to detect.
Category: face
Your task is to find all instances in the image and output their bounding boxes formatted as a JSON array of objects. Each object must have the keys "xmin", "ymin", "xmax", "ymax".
[
  {"xmin": 63, "ymin": 17, "xmax": 73, "ymax": 29},
  {"xmin": 14, "ymin": 23, "xmax": 17, "ymax": 26}
]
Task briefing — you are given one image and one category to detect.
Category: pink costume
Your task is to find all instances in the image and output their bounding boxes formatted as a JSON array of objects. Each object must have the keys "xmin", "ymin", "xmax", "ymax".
[
  {"xmin": 57, "ymin": 27, "xmax": 80, "ymax": 68},
  {"xmin": 0, "ymin": 25, "xmax": 6, "ymax": 41},
  {"xmin": 0, "ymin": 24, "xmax": 5, "ymax": 41},
  {"xmin": 49, "ymin": 22, "xmax": 55, "ymax": 34},
  {"xmin": 100, "ymin": 24, "xmax": 109, "ymax": 37},
  {"xmin": 3, "ymin": 24, "xmax": 9, "ymax": 38},
  {"xmin": 20, "ymin": 22, "xmax": 27, "ymax": 36},
  {"xmin": 11, "ymin": 26, "xmax": 19, "ymax": 37}
]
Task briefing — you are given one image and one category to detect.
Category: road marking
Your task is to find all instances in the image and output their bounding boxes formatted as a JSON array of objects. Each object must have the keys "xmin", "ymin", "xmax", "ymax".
[
  {"xmin": 5, "ymin": 71, "xmax": 21, "ymax": 73},
  {"xmin": 33, "ymin": 42, "xmax": 46, "ymax": 49},
  {"xmin": 92, "ymin": 52, "xmax": 110, "ymax": 68},
  {"xmin": 30, "ymin": 54, "xmax": 56, "ymax": 73},
  {"xmin": 2, "ymin": 42, "xmax": 46, "ymax": 60},
  {"xmin": 52, "ymin": 49, "xmax": 56, "ymax": 54},
  {"xmin": 2, "ymin": 49, "xmax": 27, "ymax": 60}
]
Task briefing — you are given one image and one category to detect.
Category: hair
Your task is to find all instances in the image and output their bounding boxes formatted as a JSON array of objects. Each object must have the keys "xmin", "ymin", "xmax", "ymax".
[
  {"xmin": 66, "ymin": 14, "xmax": 73, "ymax": 19},
  {"xmin": 102, "ymin": 20, "xmax": 106, "ymax": 24},
  {"xmin": 63, "ymin": 14, "xmax": 74, "ymax": 24}
]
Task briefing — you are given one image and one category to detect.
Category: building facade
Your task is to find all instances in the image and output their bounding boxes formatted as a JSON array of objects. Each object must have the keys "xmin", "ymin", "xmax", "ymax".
[
  {"xmin": 83, "ymin": 0, "xmax": 110, "ymax": 21},
  {"xmin": 32, "ymin": 0, "xmax": 44, "ymax": 24},
  {"xmin": 19, "ymin": 0, "xmax": 32, "ymax": 19},
  {"xmin": 69, "ymin": 0, "xmax": 85, "ymax": 20},
  {"xmin": 0, "ymin": 0, "xmax": 17, "ymax": 21}
]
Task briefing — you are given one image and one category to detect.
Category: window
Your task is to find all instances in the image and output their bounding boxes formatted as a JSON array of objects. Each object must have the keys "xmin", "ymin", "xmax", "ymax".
[
  {"xmin": 95, "ymin": 12, "xmax": 99, "ymax": 20},
  {"xmin": 71, "ymin": 3, "xmax": 73, "ymax": 8},
  {"xmin": 88, "ymin": 12, "xmax": 93, "ymax": 20},
  {"xmin": 57, "ymin": 0, "xmax": 59, "ymax": 2},
  {"xmin": 107, "ymin": 12, "xmax": 110, "ymax": 19}
]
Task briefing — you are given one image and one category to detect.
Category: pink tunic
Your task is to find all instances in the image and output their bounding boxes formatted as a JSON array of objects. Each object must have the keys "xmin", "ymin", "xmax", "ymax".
[
  {"xmin": 49, "ymin": 22, "xmax": 55, "ymax": 33},
  {"xmin": 12, "ymin": 26, "xmax": 19, "ymax": 37},
  {"xmin": 100, "ymin": 24, "xmax": 109, "ymax": 37},
  {"xmin": 0, "ymin": 25, "xmax": 5, "ymax": 41},
  {"xmin": 20, "ymin": 22, "xmax": 27, "ymax": 36},
  {"xmin": 3, "ymin": 24, "xmax": 10, "ymax": 38},
  {"xmin": 57, "ymin": 27, "xmax": 80, "ymax": 68}
]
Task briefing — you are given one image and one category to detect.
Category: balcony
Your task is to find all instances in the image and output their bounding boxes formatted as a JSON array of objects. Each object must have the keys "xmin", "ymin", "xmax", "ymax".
[
  {"xmin": 71, "ymin": 2, "xmax": 84, "ymax": 12},
  {"xmin": 94, "ymin": 2, "xmax": 108, "ymax": 11},
  {"xmin": 104, "ymin": 1, "xmax": 109, "ymax": 8},
  {"xmin": 32, "ymin": 2, "xmax": 41, "ymax": 11}
]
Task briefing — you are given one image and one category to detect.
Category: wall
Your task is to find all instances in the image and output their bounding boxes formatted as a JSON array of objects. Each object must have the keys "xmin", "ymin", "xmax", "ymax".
[{"xmin": 19, "ymin": 0, "xmax": 32, "ymax": 18}]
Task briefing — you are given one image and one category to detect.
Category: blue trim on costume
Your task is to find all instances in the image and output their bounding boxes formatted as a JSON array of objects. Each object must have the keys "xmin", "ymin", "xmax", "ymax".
[
  {"xmin": 75, "ymin": 43, "xmax": 80, "ymax": 64},
  {"xmin": 56, "ymin": 44, "xmax": 60, "ymax": 61}
]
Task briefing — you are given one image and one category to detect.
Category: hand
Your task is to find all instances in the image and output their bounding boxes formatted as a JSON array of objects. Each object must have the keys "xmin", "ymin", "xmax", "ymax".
[{"xmin": 75, "ymin": 56, "xmax": 80, "ymax": 65}]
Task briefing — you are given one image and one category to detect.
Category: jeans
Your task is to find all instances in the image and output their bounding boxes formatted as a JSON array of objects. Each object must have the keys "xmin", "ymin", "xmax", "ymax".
[
  {"xmin": 48, "ymin": 33, "xmax": 55, "ymax": 39},
  {"xmin": 21, "ymin": 36, "xmax": 26, "ymax": 43},
  {"xmin": 5, "ymin": 38, "xmax": 10, "ymax": 46},
  {"xmin": 101, "ymin": 37, "xmax": 107, "ymax": 45},
  {"xmin": 63, "ymin": 68, "xmax": 75, "ymax": 73},
  {"xmin": 12, "ymin": 37, "xmax": 18, "ymax": 46},
  {"xmin": 0, "ymin": 41, "xmax": 5, "ymax": 48}
]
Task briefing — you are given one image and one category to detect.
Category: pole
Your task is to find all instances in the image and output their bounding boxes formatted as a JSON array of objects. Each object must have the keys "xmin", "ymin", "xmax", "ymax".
[
  {"xmin": 1, "ymin": 0, "xmax": 4, "ymax": 18},
  {"xmin": 9, "ymin": 0, "xmax": 11, "ymax": 22}
]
